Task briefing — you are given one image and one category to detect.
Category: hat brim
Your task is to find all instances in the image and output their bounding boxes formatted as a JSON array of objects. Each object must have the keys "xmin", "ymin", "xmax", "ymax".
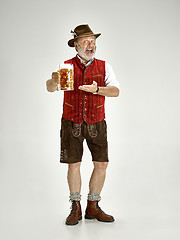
[{"xmin": 68, "ymin": 33, "xmax": 101, "ymax": 47}]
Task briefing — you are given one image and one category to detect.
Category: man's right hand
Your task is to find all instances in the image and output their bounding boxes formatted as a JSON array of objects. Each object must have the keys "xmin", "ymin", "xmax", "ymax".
[{"xmin": 46, "ymin": 79, "xmax": 58, "ymax": 92}]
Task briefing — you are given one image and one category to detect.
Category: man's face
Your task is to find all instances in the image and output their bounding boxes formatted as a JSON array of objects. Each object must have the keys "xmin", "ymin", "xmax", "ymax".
[{"xmin": 74, "ymin": 36, "xmax": 96, "ymax": 62}]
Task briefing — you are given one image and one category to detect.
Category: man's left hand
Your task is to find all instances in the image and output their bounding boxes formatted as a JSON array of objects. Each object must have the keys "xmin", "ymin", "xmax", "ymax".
[{"xmin": 79, "ymin": 81, "xmax": 97, "ymax": 93}]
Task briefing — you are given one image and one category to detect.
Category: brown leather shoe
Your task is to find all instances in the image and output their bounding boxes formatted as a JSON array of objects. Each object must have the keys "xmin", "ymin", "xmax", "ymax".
[
  {"xmin": 66, "ymin": 201, "xmax": 82, "ymax": 225},
  {"xmin": 85, "ymin": 200, "xmax": 115, "ymax": 222}
]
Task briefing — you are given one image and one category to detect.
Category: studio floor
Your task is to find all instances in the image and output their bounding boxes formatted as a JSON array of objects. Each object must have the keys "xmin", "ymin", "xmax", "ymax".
[{"xmin": 1, "ymin": 196, "xmax": 180, "ymax": 240}]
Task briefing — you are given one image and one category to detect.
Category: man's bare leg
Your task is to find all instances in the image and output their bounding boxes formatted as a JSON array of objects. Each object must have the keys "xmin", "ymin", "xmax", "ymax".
[
  {"xmin": 85, "ymin": 161, "xmax": 114, "ymax": 222},
  {"xmin": 89, "ymin": 161, "xmax": 108, "ymax": 194},
  {"xmin": 67, "ymin": 162, "xmax": 81, "ymax": 193},
  {"xmin": 66, "ymin": 162, "xmax": 82, "ymax": 225}
]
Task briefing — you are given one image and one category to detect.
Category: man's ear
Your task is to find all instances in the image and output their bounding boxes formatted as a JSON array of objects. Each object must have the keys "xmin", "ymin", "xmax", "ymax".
[{"xmin": 74, "ymin": 42, "xmax": 78, "ymax": 52}]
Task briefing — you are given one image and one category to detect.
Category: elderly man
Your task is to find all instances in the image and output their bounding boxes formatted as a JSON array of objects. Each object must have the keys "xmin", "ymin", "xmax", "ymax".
[{"xmin": 46, "ymin": 24, "xmax": 119, "ymax": 225}]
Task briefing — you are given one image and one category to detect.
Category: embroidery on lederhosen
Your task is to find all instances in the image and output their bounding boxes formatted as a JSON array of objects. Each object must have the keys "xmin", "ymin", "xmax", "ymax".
[
  {"xmin": 72, "ymin": 123, "xmax": 81, "ymax": 137},
  {"xmin": 61, "ymin": 149, "xmax": 68, "ymax": 162},
  {"xmin": 87, "ymin": 123, "xmax": 98, "ymax": 138},
  {"xmin": 60, "ymin": 127, "xmax": 68, "ymax": 162}
]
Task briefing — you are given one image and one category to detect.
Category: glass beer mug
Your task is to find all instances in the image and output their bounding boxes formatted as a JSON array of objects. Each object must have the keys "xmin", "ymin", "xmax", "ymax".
[{"xmin": 52, "ymin": 64, "xmax": 74, "ymax": 91}]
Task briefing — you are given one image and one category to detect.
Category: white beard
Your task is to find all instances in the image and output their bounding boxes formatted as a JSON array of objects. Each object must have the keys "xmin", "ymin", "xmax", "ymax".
[{"xmin": 77, "ymin": 44, "xmax": 96, "ymax": 62}]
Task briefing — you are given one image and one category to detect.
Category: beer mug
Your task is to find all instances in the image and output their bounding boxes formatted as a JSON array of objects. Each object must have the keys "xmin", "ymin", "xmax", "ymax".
[{"xmin": 52, "ymin": 64, "xmax": 74, "ymax": 91}]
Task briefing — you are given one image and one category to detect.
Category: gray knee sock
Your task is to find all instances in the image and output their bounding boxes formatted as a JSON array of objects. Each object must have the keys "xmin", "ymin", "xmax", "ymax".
[
  {"xmin": 69, "ymin": 192, "xmax": 81, "ymax": 202},
  {"xmin": 88, "ymin": 192, "xmax": 101, "ymax": 201}
]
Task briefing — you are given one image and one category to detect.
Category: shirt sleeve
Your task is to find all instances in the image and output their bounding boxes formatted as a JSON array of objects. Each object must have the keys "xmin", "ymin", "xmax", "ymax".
[{"xmin": 105, "ymin": 62, "xmax": 120, "ymax": 89}]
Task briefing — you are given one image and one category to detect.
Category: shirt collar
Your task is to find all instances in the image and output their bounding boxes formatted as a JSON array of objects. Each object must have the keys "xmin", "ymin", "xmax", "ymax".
[{"xmin": 77, "ymin": 54, "xmax": 94, "ymax": 67}]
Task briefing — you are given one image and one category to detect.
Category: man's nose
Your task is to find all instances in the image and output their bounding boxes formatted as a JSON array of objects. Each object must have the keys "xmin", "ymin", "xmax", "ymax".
[{"xmin": 88, "ymin": 42, "xmax": 94, "ymax": 48}]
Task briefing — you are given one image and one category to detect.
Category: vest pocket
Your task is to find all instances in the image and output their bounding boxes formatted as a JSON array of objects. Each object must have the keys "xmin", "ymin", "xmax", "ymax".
[
  {"xmin": 65, "ymin": 102, "xmax": 73, "ymax": 107},
  {"xmin": 93, "ymin": 74, "xmax": 102, "ymax": 77},
  {"xmin": 97, "ymin": 104, "xmax": 104, "ymax": 109}
]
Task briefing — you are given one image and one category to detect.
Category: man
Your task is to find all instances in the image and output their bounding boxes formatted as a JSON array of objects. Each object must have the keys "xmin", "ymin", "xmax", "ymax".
[{"xmin": 46, "ymin": 24, "xmax": 120, "ymax": 225}]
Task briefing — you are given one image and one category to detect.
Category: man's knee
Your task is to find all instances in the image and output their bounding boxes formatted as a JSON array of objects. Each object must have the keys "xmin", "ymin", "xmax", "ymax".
[
  {"xmin": 93, "ymin": 161, "xmax": 109, "ymax": 170},
  {"xmin": 68, "ymin": 162, "xmax": 81, "ymax": 171}
]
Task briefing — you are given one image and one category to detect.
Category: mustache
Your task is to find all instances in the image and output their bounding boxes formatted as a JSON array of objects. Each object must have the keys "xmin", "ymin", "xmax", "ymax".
[
  {"xmin": 85, "ymin": 46, "xmax": 96, "ymax": 51},
  {"xmin": 77, "ymin": 43, "xmax": 96, "ymax": 52}
]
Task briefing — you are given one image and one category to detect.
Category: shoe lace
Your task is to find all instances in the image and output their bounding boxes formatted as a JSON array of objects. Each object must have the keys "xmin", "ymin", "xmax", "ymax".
[{"xmin": 70, "ymin": 201, "xmax": 78, "ymax": 214}]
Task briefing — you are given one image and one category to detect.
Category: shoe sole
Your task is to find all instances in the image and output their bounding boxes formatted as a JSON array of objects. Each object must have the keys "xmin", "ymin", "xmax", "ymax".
[
  {"xmin": 85, "ymin": 215, "xmax": 115, "ymax": 222},
  {"xmin": 66, "ymin": 216, "xmax": 82, "ymax": 226}
]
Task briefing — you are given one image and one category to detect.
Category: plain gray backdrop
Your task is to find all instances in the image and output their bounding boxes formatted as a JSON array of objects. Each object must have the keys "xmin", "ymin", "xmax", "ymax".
[{"xmin": 0, "ymin": 0, "xmax": 180, "ymax": 239}]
